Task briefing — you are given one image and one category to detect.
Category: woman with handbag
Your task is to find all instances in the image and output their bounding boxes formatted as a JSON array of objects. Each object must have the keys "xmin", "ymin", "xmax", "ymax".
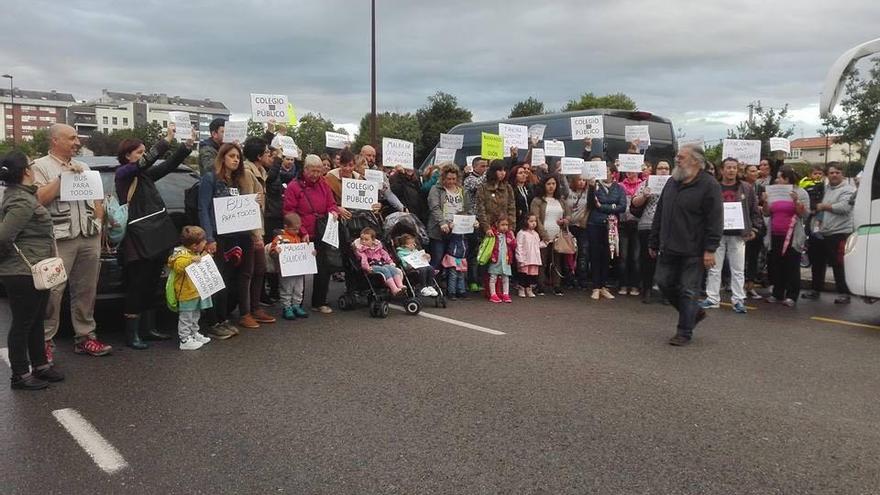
[
  {"xmin": 529, "ymin": 175, "xmax": 571, "ymax": 295},
  {"xmin": 199, "ymin": 143, "xmax": 251, "ymax": 338},
  {"xmin": 588, "ymin": 163, "xmax": 626, "ymax": 300},
  {"xmin": 565, "ymin": 176, "xmax": 593, "ymax": 289},
  {"xmin": 283, "ymin": 154, "xmax": 351, "ymax": 314},
  {"xmin": 617, "ymin": 170, "xmax": 645, "ymax": 296},
  {"xmin": 761, "ymin": 165, "xmax": 809, "ymax": 306},
  {"xmin": 116, "ymin": 125, "xmax": 194, "ymax": 348},
  {"xmin": 0, "ymin": 151, "xmax": 64, "ymax": 389}
]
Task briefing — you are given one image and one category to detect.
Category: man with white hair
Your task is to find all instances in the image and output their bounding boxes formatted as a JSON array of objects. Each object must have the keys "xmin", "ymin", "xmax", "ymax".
[
  {"xmin": 33, "ymin": 124, "xmax": 113, "ymax": 358},
  {"xmin": 649, "ymin": 145, "xmax": 723, "ymax": 346}
]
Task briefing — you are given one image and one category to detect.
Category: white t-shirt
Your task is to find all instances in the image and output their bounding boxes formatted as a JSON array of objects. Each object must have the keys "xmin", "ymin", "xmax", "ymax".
[
  {"xmin": 543, "ymin": 198, "xmax": 563, "ymax": 240},
  {"xmin": 443, "ymin": 188, "xmax": 464, "ymax": 223}
]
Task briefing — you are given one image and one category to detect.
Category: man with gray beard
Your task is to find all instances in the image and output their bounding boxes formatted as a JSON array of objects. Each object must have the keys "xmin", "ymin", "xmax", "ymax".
[{"xmin": 649, "ymin": 145, "xmax": 723, "ymax": 346}]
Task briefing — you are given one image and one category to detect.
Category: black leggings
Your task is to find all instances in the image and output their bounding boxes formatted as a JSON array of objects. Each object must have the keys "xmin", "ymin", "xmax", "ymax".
[
  {"xmin": 769, "ymin": 235, "xmax": 801, "ymax": 300},
  {"xmin": 638, "ymin": 230, "xmax": 656, "ymax": 294},
  {"xmin": 1, "ymin": 275, "xmax": 50, "ymax": 376}
]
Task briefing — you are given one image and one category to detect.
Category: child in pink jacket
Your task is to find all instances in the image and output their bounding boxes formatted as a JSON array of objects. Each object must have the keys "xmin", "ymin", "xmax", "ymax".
[
  {"xmin": 515, "ymin": 214, "xmax": 543, "ymax": 298},
  {"xmin": 353, "ymin": 227, "xmax": 405, "ymax": 296}
]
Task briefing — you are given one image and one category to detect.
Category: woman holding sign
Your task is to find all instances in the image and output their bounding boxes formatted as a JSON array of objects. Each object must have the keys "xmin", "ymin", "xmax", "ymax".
[
  {"xmin": 116, "ymin": 125, "xmax": 194, "ymax": 349},
  {"xmin": 588, "ymin": 163, "xmax": 626, "ymax": 300},
  {"xmin": 283, "ymin": 154, "xmax": 351, "ymax": 314},
  {"xmin": 761, "ymin": 165, "xmax": 809, "ymax": 307},
  {"xmin": 427, "ymin": 164, "xmax": 474, "ymax": 270},
  {"xmin": 0, "ymin": 151, "xmax": 64, "ymax": 389},
  {"xmin": 198, "ymin": 143, "xmax": 250, "ymax": 338},
  {"xmin": 632, "ymin": 160, "xmax": 671, "ymax": 302}
]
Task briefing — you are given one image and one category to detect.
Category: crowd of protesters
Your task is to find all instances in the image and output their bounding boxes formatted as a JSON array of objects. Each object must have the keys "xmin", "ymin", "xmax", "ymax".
[{"xmin": 0, "ymin": 119, "xmax": 861, "ymax": 389}]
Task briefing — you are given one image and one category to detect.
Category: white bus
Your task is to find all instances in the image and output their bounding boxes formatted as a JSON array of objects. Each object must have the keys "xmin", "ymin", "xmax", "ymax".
[{"xmin": 821, "ymin": 38, "xmax": 880, "ymax": 301}]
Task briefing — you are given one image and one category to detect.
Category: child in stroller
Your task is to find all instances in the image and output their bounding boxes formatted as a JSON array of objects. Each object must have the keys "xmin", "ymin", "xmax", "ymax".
[
  {"xmin": 395, "ymin": 233, "xmax": 439, "ymax": 298},
  {"xmin": 353, "ymin": 227, "xmax": 406, "ymax": 296}
]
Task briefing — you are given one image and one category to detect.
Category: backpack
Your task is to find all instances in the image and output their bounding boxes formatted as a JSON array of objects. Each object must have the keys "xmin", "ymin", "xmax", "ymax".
[
  {"xmin": 184, "ymin": 181, "xmax": 200, "ymax": 226},
  {"xmin": 165, "ymin": 269, "xmax": 179, "ymax": 312}
]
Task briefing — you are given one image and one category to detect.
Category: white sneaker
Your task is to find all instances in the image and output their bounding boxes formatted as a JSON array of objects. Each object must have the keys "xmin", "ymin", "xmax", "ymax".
[
  {"xmin": 179, "ymin": 338, "xmax": 204, "ymax": 351},
  {"xmin": 429, "ymin": 287, "xmax": 439, "ymax": 297},
  {"xmin": 517, "ymin": 287, "xmax": 527, "ymax": 298},
  {"xmin": 420, "ymin": 287, "xmax": 434, "ymax": 297},
  {"xmin": 193, "ymin": 332, "xmax": 211, "ymax": 344}
]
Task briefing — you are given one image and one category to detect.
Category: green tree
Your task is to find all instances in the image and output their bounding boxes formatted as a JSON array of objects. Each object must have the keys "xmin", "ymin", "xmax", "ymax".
[
  {"xmin": 291, "ymin": 113, "xmax": 336, "ymax": 155},
  {"xmin": 415, "ymin": 92, "xmax": 472, "ymax": 164},
  {"xmin": 30, "ymin": 129, "xmax": 50, "ymax": 157},
  {"xmin": 727, "ymin": 103, "xmax": 795, "ymax": 158},
  {"xmin": 247, "ymin": 119, "xmax": 265, "ymax": 138},
  {"xmin": 563, "ymin": 92, "xmax": 637, "ymax": 112},
  {"xmin": 509, "ymin": 97, "xmax": 546, "ymax": 118},
  {"xmin": 821, "ymin": 57, "xmax": 880, "ymax": 163},
  {"xmin": 354, "ymin": 112, "xmax": 421, "ymax": 158},
  {"xmin": 704, "ymin": 141, "xmax": 723, "ymax": 165},
  {"xmin": 83, "ymin": 122, "xmax": 169, "ymax": 156}
]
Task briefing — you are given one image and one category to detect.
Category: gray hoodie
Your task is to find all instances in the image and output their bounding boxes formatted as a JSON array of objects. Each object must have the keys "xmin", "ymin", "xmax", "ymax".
[{"xmin": 818, "ymin": 181, "xmax": 856, "ymax": 236}]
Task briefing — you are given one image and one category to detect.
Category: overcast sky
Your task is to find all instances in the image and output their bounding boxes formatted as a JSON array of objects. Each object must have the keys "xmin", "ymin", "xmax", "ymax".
[{"xmin": 3, "ymin": 0, "xmax": 879, "ymax": 142}]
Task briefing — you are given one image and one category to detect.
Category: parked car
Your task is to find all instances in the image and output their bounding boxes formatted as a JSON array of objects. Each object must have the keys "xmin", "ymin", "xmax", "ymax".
[{"xmin": 418, "ymin": 109, "xmax": 677, "ymax": 171}]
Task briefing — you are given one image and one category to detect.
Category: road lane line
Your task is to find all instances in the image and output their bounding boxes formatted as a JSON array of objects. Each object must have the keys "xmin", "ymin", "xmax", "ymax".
[
  {"xmin": 389, "ymin": 305, "xmax": 506, "ymax": 335},
  {"xmin": 810, "ymin": 317, "xmax": 880, "ymax": 331},
  {"xmin": 52, "ymin": 408, "xmax": 129, "ymax": 474},
  {"xmin": 0, "ymin": 348, "xmax": 9, "ymax": 368}
]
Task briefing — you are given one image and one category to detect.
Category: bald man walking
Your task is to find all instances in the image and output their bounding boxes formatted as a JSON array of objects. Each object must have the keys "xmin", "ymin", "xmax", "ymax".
[{"xmin": 33, "ymin": 124, "xmax": 112, "ymax": 359}]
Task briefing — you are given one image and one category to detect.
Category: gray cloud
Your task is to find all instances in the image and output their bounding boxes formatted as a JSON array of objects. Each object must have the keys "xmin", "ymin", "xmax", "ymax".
[{"xmin": 2, "ymin": 0, "xmax": 878, "ymax": 140}]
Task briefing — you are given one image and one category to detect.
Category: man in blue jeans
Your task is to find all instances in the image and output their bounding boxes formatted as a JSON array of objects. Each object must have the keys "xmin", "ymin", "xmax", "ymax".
[{"xmin": 649, "ymin": 145, "xmax": 723, "ymax": 346}]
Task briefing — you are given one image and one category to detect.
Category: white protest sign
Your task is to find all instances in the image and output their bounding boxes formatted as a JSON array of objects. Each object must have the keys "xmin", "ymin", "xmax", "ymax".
[
  {"xmin": 625, "ymin": 125, "xmax": 651, "ymax": 147},
  {"xmin": 439, "ymin": 133, "xmax": 464, "ymax": 150},
  {"xmin": 364, "ymin": 169, "xmax": 385, "ymax": 183},
  {"xmin": 765, "ymin": 184, "xmax": 793, "ymax": 205},
  {"xmin": 278, "ymin": 242, "xmax": 318, "ymax": 277},
  {"xmin": 571, "ymin": 115, "xmax": 604, "ymax": 140},
  {"xmin": 341, "ymin": 178, "xmax": 379, "ymax": 211},
  {"xmin": 722, "ymin": 139, "xmax": 762, "ymax": 165},
  {"xmin": 531, "ymin": 148, "xmax": 546, "ymax": 167},
  {"xmin": 185, "ymin": 255, "xmax": 225, "ymax": 300},
  {"xmin": 723, "ymin": 202, "xmax": 745, "ymax": 230},
  {"xmin": 322, "ymin": 215, "xmax": 339, "ymax": 248},
  {"xmin": 465, "ymin": 155, "xmax": 480, "ymax": 168},
  {"xmin": 582, "ymin": 161, "xmax": 608, "ymax": 180},
  {"xmin": 60, "ymin": 171, "xmax": 104, "ymax": 202},
  {"xmin": 213, "ymin": 194, "xmax": 262, "ymax": 235},
  {"xmin": 223, "ymin": 120, "xmax": 248, "ymax": 144},
  {"xmin": 274, "ymin": 135, "xmax": 299, "ymax": 159},
  {"xmin": 402, "ymin": 250, "xmax": 431, "ymax": 269},
  {"xmin": 618, "ymin": 154, "xmax": 645, "ymax": 173},
  {"xmin": 647, "ymin": 174, "xmax": 671, "ymax": 192},
  {"xmin": 250, "ymin": 93, "xmax": 288, "ymax": 123},
  {"xmin": 168, "ymin": 111, "xmax": 193, "ymax": 141},
  {"xmin": 769, "ymin": 137, "xmax": 791, "ymax": 154},
  {"xmin": 434, "ymin": 147, "xmax": 456, "ymax": 165},
  {"xmin": 560, "ymin": 157, "xmax": 585, "ymax": 175},
  {"xmin": 529, "ymin": 124, "xmax": 546, "ymax": 142},
  {"xmin": 499, "ymin": 123, "xmax": 529, "ymax": 152},
  {"xmin": 452, "ymin": 214, "xmax": 476, "ymax": 235},
  {"xmin": 544, "ymin": 140, "xmax": 566, "ymax": 157},
  {"xmin": 678, "ymin": 137, "xmax": 705, "ymax": 150},
  {"xmin": 382, "ymin": 138, "xmax": 414, "ymax": 169},
  {"xmin": 325, "ymin": 131, "xmax": 351, "ymax": 149}
]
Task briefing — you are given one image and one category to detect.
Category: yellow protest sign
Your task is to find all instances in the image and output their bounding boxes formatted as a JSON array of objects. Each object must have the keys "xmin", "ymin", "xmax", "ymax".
[
  {"xmin": 287, "ymin": 102, "xmax": 298, "ymax": 126},
  {"xmin": 481, "ymin": 132, "xmax": 503, "ymax": 160}
]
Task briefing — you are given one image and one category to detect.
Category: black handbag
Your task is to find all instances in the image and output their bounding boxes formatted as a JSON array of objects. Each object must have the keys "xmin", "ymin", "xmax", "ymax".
[{"xmin": 126, "ymin": 176, "xmax": 178, "ymax": 260}]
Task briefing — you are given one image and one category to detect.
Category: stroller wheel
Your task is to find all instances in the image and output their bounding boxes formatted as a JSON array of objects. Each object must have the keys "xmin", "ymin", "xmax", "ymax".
[
  {"xmin": 369, "ymin": 301, "xmax": 381, "ymax": 318},
  {"xmin": 338, "ymin": 295, "xmax": 352, "ymax": 311},
  {"xmin": 379, "ymin": 301, "xmax": 390, "ymax": 318},
  {"xmin": 404, "ymin": 298, "xmax": 421, "ymax": 315},
  {"xmin": 439, "ymin": 295, "xmax": 448, "ymax": 308}
]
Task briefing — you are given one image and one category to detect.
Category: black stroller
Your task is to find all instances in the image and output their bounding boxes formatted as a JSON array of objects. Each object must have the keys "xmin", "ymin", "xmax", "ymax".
[
  {"xmin": 336, "ymin": 211, "xmax": 422, "ymax": 318},
  {"xmin": 385, "ymin": 212, "xmax": 447, "ymax": 309}
]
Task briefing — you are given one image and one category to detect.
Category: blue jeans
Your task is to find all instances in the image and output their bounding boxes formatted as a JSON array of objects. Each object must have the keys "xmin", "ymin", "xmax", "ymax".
[
  {"xmin": 370, "ymin": 265, "xmax": 401, "ymax": 281},
  {"xmin": 446, "ymin": 269, "xmax": 466, "ymax": 295},
  {"xmin": 655, "ymin": 254, "xmax": 703, "ymax": 338}
]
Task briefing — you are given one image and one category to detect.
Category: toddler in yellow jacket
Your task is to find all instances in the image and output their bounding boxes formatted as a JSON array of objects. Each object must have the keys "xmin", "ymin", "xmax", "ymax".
[{"xmin": 167, "ymin": 226, "xmax": 214, "ymax": 350}]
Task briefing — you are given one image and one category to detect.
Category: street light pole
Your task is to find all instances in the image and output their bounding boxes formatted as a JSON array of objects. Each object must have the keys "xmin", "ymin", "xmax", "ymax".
[
  {"xmin": 2, "ymin": 74, "xmax": 13, "ymax": 143},
  {"xmin": 370, "ymin": 0, "xmax": 377, "ymax": 148}
]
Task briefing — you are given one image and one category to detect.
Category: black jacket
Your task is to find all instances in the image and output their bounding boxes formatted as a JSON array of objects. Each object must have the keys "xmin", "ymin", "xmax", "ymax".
[
  {"xmin": 649, "ymin": 170, "xmax": 723, "ymax": 257},
  {"xmin": 389, "ymin": 172, "xmax": 428, "ymax": 224},
  {"xmin": 265, "ymin": 160, "xmax": 299, "ymax": 220}
]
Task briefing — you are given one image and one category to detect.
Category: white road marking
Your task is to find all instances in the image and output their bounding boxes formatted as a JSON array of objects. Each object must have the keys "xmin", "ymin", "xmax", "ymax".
[
  {"xmin": 52, "ymin": 408, "xmax": 129, "ymax": 474},
  {"xmin": 389, "ymin": 305, "xmax": 506, "ymax": 335},
  {"xmin": 0, "ymin": 347, "xmax": 9, "ymax": 368}
]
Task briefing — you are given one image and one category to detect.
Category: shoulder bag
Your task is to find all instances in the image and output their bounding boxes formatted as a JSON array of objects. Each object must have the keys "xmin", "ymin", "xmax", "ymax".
[{"xmin": 13, "ymin": 243, "xmax": 67, "ymax": 290}]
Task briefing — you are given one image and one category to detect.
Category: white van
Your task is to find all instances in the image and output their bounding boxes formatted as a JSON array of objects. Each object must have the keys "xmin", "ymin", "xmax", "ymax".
[{"xmin": 821, "ymin": 38, "xmax": 880, "ymax": 300}]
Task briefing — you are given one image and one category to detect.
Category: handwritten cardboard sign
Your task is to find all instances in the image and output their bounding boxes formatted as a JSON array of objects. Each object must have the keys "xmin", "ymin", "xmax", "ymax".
[
  {"xmin": 278, "ymin": 242, "xmax": 318, "ymax": 277},
  {"xmin": 213, "ymin": 194, "xmax": 262, "ymax": 235},
  {"xmin": 560, "ymin": 157, "xmax": 585, "ymax": 175},
  {"xmin": 647, "ymin": 175, "xmax": 671, "ymax": 192},
  {"xmin": 452, "ymin": 214, "xmax": 476, "ymax": 235},
  {"xmin": 185, "ymin": 255, "xmax": 225, "ymax": 300},
  {"xmin": 765, "ymin": 184, "xmax": 793, "ymax": 205},
  {"xmin": 60, "ymin": 171, "xmax": 104, "ymax": 202},
  {"xmin": 439, "ymin": 133, "xmax": 464, "ymax": 150},
  {"xmin": 481, "ymin": 133, "xmax": 504, "ymax": 160},
  {"xmin": 223, "ymin": 120, "xmax": 248, "ymax": 144},
  {"xmin": 722, "ymin": 139, "xmax": 762, "ymax": 165},
  {"xmin": 434, "ymin": 147, "xmax": 456, "ymax": 165},
  {"xmin": 544, "ymin": 140, "xmax": 566, "ymax": 157},
  {"xmin": 769, "ymin": 137, "xmax": 791, "ymax": 154},
  {"xmin": 529, "ymin": 124, "xmax": 546, "ymax": 142},
  {"xmin": 364, "ymin": 169, "xmax": 385, "ymax": 183},
  {"xmin": 582, "ymin": 161, "xmax": 608, "ymax": 180},
  {"xmin": 322, "ymin": 215, "xmax": 339, "ymax": 248},
  {"xmin": 499, "ymin": 123, "xmax": 529, "ymax": 152},
  {"xmin": 168, "ymin": 111, "xmax": 193, "ymax": 141},
  {"xmin": 723, "ymin": 202, "xmax": 745, "ymax": 230},
  {"xmin": 618, "ymin": 154, "xmax": 645, "ymax": 173},
  {"xmin": 382, "ymin": 138, "xmax": 414, "ymax": 169},
  {"xmin": 325, "ymin": 131, "xmax": 351, "ymax": 149},
  {"xmin": 625, "ymin": 125, "xmax": 651, "ymax": 150},
  {"xmin": 531, "ymin": 148, "xmax": 546, "ymax": 167}
]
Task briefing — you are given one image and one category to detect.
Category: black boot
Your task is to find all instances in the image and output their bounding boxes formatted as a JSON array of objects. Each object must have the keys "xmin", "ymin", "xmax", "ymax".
[
  {"xmin": 125, "ymin": 315, "xmax": 148, "ymax": 350},
  {"xmin": 141, "ymin": 309, "xmax": 171, "ymax": 341}
]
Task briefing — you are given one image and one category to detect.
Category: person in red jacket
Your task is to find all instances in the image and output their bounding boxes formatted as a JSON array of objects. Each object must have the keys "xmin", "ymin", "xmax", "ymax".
[{"xmin": 283, "ymin": 154, "xmax": 351, "ymax": 313}]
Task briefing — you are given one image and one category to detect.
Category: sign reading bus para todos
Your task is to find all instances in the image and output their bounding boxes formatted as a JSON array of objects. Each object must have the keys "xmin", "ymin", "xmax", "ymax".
[
  {"xmin": 60, "ymin": 171, "xmax": 104, "ymax": 202},
  {"xmin": 213, "ymin": 194, "xmax": 262, "ymax": 235}
]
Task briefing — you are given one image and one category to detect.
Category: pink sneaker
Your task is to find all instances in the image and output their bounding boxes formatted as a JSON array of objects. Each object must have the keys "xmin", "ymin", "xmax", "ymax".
[
  {"xmin": 501, "ymin": 294, "xmax": 512, "ymax": 303},
  {"xmin": 489, "ymin": 294, "xmax": 502, "ymax": 304}
]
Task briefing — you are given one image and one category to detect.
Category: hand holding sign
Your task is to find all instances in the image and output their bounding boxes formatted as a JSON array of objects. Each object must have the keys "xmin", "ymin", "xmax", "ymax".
[
  {"xmin": 250, "ymin": 94, "xmax": 289, "ymax": 123},
  {"xmin": 403, "ymin": 250, "xmax": 431, "ymax": 269},
  {"xmin": 723, "ymin": 202, "xmax": 745, "ymax": 230},
  {"xmin": 185, "ymin": 255, "xmax": 225, "ymax": 300},
  {"xmin": 278, "ymin": 242, "xmax": 319, "ymax": 277},
  {"xmin": 213, "ymin": 194, "xmax": 262, "ymax": 235},
  {"xmin": 322, "ymin": 215, "xmax": 339, "ymax": 248},
  {"xmin": 452, "ymin": 214, "xmax": 476, "ymax": 234},
  {"xmin": 618, "ymin": 154, "xmax": 645, "ymax": 173},
  {"xmin": 571, "ymin": 115, "xmax": 604, "ymax": 140},
  {"xmin": 544, "ymin": 140, "xmax": 565, "ymax": 157},
  {"xmin": 481, "ymin": 133, "xmax": 503, "ymax": 160},
  {"xmin": 341, "ymin": 178, "xmax": 379, "ymax": 211},
  {"xmin": 382, "ymin": 138, "xmax": 414, "ymax": 169},
  {"xmin": 560, "ymin": 157, "xmax": 585, "ymax": 175},
  {"xmin": 60, "ymin": 171, "xmax": 104, "ymax": 202},
  {"xmin": 223, "ymin": 120, "xmax": 248, "ymax": 144}
]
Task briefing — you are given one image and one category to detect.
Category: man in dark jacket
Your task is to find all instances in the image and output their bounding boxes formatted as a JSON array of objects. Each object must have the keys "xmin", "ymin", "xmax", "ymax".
[
  {"xmin": 198, "ymin": 118, "xmax": 225, "ymax": 175},
  {"xmin": 649, "ymin": 145, "xmax": 723, "ymax": 346}
]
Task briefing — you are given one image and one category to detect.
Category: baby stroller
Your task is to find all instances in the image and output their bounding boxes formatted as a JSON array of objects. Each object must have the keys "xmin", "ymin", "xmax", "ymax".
[
  {"xmin": 385, "ymin": 213, "xmax": 447, "ymax": 309},
  {"xmin": 336, "ymin": 211, "xmax": 422, "ymax": 318}
]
